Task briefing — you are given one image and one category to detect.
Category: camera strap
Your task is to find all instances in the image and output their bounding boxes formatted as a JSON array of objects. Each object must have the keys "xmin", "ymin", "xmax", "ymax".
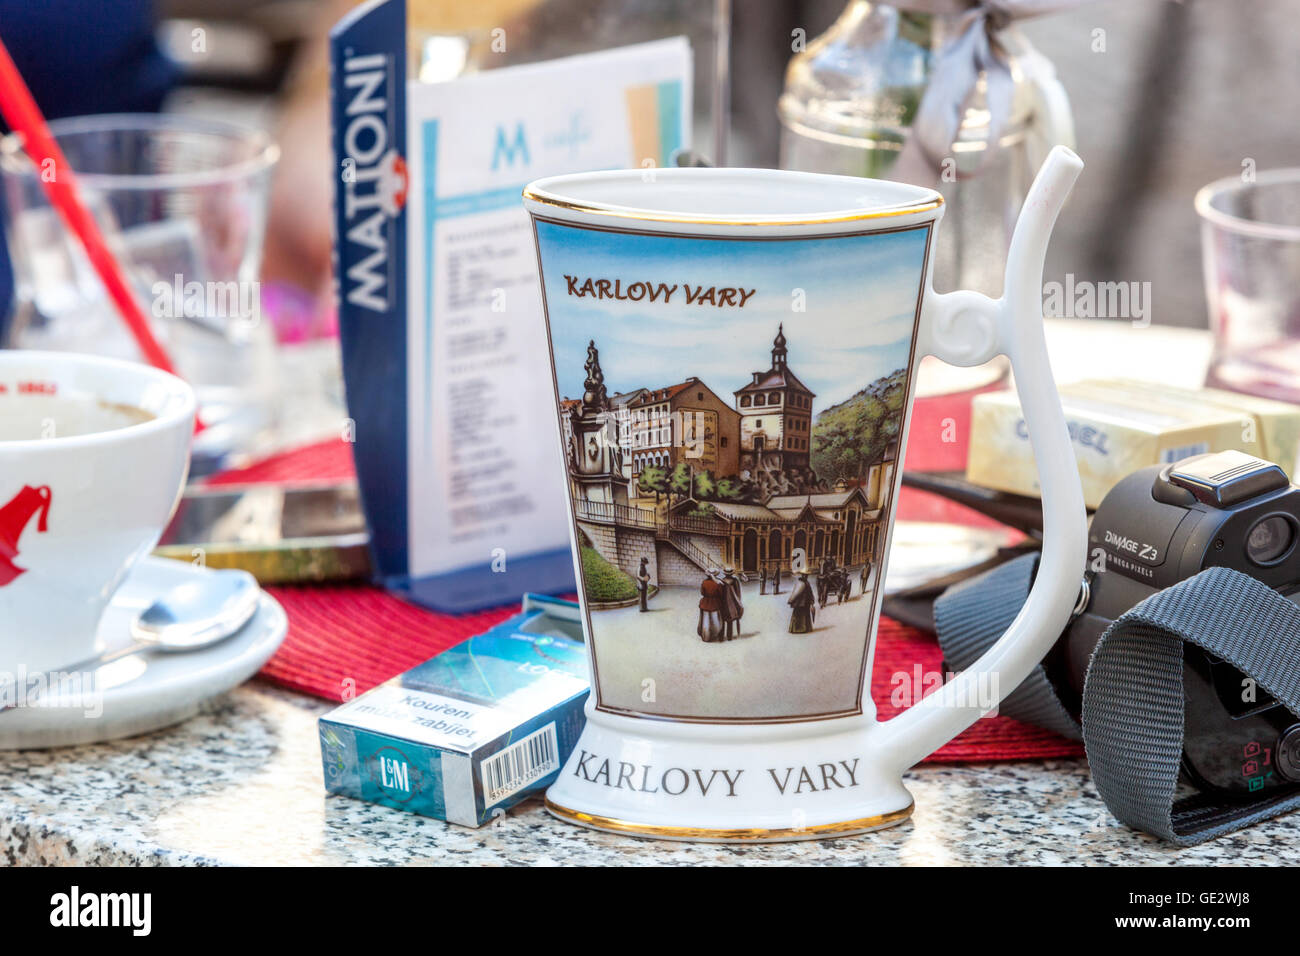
[
  {"xmin": 934, "ymin": 556, "xmax": 1300, "ymax": 845},
  {"xmin": 933, "ymin": 553, "xmax": 1083, "ymax": 741}
]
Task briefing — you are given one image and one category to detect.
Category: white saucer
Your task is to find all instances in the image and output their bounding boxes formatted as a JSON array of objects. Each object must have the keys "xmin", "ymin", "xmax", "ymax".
[{"xmin": 0, "ymin": 556, "xmax": 288, "ymax": 749}]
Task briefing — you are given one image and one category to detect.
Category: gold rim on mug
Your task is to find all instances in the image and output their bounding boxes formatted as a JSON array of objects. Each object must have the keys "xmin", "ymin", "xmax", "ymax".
[
  {"xmin": 543, "ymin": 797, "xmax": 915, "ymax": 841},
  {"xmin": 520, "ymin": 185, "xmax": 943, "ymax": 227}
]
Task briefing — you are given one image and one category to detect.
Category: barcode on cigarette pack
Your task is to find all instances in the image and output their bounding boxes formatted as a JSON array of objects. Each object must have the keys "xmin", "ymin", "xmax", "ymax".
[
  {"xmin": 1161, "ymin": 442, "xmax": 1210, "ymax": 464},
  {"xmin": 480, "ymin": 723, "xmax": 559, "ymax": 805}
]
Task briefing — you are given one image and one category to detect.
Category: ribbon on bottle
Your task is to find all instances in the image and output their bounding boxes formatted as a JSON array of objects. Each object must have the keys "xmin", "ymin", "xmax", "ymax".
[{"xmin": 890, "ymin": 0, "xmax": 1089, "ymax": 180}]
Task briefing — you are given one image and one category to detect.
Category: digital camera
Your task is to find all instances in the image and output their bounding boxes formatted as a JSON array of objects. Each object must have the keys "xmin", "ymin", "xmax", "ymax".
[{"xmin": 1058, "ymin": 450, "xmax": 1300, "ymax": 797}]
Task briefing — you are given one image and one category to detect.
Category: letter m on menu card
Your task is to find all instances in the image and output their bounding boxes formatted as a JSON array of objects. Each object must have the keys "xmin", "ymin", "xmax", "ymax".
[{"xmin": 492, "ymin": 122, "xmax": 530, "ymax": 170}]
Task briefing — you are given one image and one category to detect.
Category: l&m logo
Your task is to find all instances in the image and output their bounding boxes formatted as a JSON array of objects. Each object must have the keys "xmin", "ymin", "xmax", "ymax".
[
  {"xmin": 340, "ymin": 51, "xmax": 406, "ymax": 314},
  {"xmin": 366, "ymin": 746, "xmax": 422, "ymax": 804}
]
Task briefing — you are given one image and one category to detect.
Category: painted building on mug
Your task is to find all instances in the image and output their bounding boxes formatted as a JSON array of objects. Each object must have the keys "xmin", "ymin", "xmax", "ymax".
[
  {"xmin": 563, "ymin": 342, "xmax": 628, "ymax": 506},
  {"xmin": 560, "ymin": 388, "xmax": 649, "ymax": 484},
  {"xmin": 669, "ymin": 483, "xmax": 886, "ymax": 575},
  {"xmin": 733, "ymin": 325, "xmax": 815, "ymax": 478},
  {"xmin": 627, "ymin": 377, "xmax": 740, "ymax": 481}
]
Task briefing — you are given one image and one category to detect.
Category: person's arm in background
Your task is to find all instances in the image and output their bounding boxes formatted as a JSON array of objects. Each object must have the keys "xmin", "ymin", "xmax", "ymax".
[
  {"xmin": 259, "ymin": 0, "xmax": 357, "ymax": 299},
  {"xmin": 262, "ymin": 0, "xmax": 547, "ymax": 306},
  {"xmin": 0, "ymin": 0, "xmax": 179, "ymax": 341}
]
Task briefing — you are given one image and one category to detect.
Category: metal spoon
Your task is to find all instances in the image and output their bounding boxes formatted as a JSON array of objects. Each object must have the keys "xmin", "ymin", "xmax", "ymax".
[
  {"xmin": 1, "ymin": 569, "xmax": 261, "ymax": 711},
  {"xmin": 129, "ymin": 569, "xmax": 261, "ymax": 650}
]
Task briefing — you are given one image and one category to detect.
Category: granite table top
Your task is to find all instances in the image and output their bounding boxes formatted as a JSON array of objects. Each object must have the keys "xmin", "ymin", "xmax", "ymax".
[{"xmin": 2, "ymin": 680, "xmax": 1296, "ymax": 866}]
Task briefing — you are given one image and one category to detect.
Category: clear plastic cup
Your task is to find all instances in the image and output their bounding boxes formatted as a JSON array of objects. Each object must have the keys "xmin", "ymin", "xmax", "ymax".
[
  {"xmin": 1196, "ymin": 168, "xmax": 1300, "ymax": 404},
  {"xmin": 0, "ymin": 113, "xmax": 280, "ymax": 472}
]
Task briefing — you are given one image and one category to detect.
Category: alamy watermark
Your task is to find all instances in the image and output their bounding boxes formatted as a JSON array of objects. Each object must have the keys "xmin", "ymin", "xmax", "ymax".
[
  {"xmin": 890, "ymin": 664, "xmax": 1000, "ymax": 716},
  {"xmin": 0, "ymin": 667, "xmax": 104, "ymax": 718},
  {"xmin": 1043, "ymin": 273, "xmax": 1152, "ymax": 327},
  {"xmin": 150, "ymin": 274, "xmax": 261, "ymax": 329}
]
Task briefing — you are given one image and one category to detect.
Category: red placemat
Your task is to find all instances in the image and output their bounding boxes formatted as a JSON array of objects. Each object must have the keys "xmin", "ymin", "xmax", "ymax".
[
  {"xmin": 227, "ymin": 438, "xmax": 1082, "ymax": 763},
  {"xmin": 204, "ymin": 437, "xmax": 357, "ymax": 487},
  {"xmin": 261, "ymin": 586, "xmax": 1080, "ymax": 762}
]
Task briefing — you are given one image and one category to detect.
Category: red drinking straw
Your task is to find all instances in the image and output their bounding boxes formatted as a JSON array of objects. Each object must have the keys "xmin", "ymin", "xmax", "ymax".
[{"xmin": 0, "ymin": 34, "xmax": 179, "ymax": 375}]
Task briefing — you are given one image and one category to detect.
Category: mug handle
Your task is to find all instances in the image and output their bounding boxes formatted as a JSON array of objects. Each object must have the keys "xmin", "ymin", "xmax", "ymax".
[{"xmin": 876, "ymin": 145, "xmax": 1089, "ymax": 773}]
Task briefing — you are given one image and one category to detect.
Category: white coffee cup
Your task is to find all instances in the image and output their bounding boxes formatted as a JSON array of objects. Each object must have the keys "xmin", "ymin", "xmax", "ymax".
[{"xmin": 0, "ymin": 351, "xmax": 195, "ymax": 674}]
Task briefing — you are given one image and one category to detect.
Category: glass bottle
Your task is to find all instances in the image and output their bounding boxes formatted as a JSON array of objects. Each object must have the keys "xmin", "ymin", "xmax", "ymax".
[{"xmin": 778, "ymin": 0, "xmax": 1072, "ymax": 296}]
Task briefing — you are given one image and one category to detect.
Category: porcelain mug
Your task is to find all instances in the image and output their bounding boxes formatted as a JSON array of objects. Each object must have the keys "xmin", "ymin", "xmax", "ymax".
[
  {"xmin": 0, "ymin": 351, "xmax": 194, "ymax": 676},
  {"xmin": 523, "ymin": 146, "xmax": 1087, "ymax": 841}
]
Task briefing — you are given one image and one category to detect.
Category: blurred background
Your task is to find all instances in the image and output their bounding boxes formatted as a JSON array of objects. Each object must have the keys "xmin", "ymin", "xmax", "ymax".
[
  {"xmin": 3, "ymin": 0, "xmax": 1296, "ymax": 333},
  {"xmin": 2, "ymin": 0, "xmax": 1297, "ymax": 477}
]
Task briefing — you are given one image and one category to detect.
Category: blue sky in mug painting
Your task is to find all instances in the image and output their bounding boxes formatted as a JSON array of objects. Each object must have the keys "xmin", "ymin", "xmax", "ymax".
[
  {"xmin": 534, "ymin": 220, "xmax": 931, "ymax": 721},
  {"xmin": 538, "ymin": 222, "xmax": 928, "ymax": 410}
]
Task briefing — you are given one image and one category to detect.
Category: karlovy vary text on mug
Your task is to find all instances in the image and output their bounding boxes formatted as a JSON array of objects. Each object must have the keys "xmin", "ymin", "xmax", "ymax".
[{"xmin": 563, "ymin": 274, "xmax": 756, "ymax": 308}]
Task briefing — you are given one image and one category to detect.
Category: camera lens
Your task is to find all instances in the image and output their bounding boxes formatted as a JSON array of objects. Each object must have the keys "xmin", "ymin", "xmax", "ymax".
[
  {"xmin": 1245, "ymin": 515, "xmax": 1295, "ymax": 565},
  {"xmin": 1278, "ymin": 726, "xmax": 1300, "ymax": 783}
]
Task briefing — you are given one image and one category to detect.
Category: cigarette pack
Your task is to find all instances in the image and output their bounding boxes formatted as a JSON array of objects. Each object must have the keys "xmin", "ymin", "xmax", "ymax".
[
  {"xmin": 966, "ymin": 379, "xmax": 1297, "ymax": 508},
  {"xmin": 318, "ymin": 594, "xmax": 589, "ymax": 827}
]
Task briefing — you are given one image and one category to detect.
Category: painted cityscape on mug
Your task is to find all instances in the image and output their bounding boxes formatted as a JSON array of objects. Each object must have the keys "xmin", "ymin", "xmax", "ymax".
[{"xmin": 533, "ymin": 219, "xmax": 931, "ymax": 722}]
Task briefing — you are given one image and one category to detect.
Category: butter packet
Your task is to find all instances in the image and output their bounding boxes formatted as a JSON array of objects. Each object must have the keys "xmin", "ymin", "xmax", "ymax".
[
  {"xmin": 1088, "ymin": 379, "xmax": 1300, "ymax": 477},
  {"xmin": 319, "ymin": 594, "xmax": 589, "ymax": 827},
  {"xmin": 967, "ymin": 380, "xmax": 1281, "ymax": 508}
]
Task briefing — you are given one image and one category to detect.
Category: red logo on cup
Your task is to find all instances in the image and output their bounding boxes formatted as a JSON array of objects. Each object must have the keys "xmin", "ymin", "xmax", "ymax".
[{"xmin": 0, "ymin": 485, "xmax": 52, "ymax": 587}]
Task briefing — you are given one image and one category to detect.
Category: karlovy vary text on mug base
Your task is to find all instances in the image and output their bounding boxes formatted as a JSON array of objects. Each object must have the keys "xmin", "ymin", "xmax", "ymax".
[
  {"xmin": 553, "ymin": 671, "xmax": 998, "ymax": 842},
  {"xmin": 524, "ymin": 151, "xmax": 1087, "ymax": 840},
  {"xmin": 569, "ymin": 751, "xmax": 850, "ymax": 797},
  {"xmin": 544, "ymin": 713, "xmax": 928, "ymax": 840},
  {"xmin": 563, "ymin": 664, "xmax": 1000, "ymax": 807}
]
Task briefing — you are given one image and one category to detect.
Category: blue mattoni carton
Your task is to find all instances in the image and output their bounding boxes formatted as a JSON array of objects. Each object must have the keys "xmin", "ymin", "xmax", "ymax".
[{"xmin": 318, "ymin": 594, "xmax": 588, "ymax": 826}]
